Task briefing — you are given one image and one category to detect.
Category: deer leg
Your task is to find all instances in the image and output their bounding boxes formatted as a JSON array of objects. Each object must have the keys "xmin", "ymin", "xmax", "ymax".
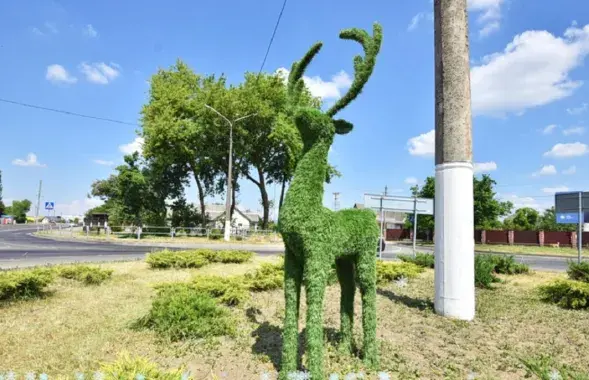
[
  {"xmin": 336, "ymin": 257, "xmax": 355, "ymax": 354},
  {"xmin": 304, "ymin": 254, "xmax": 328, "ymax": 379},
  {"xmin": 356, "ymin": 243, "xmax": 379, "ymax": 368},
  {"xmin": 280, "ymin": 251, "xmax": 302, "ymax": 379}
]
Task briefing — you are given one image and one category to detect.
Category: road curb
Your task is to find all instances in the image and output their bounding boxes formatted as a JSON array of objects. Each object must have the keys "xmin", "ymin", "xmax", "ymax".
[{"xmin": 31, "ymin": 232, "xmax": 286, "ymax": 252}]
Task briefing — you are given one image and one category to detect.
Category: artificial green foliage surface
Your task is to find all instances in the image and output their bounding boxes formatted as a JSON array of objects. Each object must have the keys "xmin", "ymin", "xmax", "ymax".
[{"xmin": 277, "ymin": 23, "xmax": 383, "ymax": 379}]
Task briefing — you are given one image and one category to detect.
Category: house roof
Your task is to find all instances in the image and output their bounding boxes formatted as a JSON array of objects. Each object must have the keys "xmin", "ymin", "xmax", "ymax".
[{"xmin": 197, "ymin": 204, "xmax": 262, "ymax": 224}]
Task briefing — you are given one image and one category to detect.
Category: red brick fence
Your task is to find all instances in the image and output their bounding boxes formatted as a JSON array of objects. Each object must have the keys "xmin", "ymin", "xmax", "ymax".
[{"xmin": 386, "ymin": 228, "xmax": 589, "ymax": 248}]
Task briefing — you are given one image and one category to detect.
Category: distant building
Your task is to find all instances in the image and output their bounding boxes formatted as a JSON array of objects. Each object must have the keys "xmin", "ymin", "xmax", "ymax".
[
  {"xmin": 353, "ymin": 203, "xmax": 406, "ymax": 230},
  {"xmin": 0, "ymin": 215, "xmax": 15, "ymax": 225},
  {"xmin": 198, "ymin": 203, "xmax": 262, "ymax": 230}
]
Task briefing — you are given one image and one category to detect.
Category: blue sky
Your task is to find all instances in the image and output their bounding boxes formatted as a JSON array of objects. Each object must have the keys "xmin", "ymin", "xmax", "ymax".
[{"xmin": 1, "ymin": 0, "xmax": 589, "ymax": 218}]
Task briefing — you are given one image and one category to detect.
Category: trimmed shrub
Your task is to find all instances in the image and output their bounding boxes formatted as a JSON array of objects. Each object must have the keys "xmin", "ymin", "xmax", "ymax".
[
  {"xmin": 491, "ymin": 255, "xmax": 529, "ymax": 275},
  {"xmin": 0, "ymin": 269, "xmax": 55, "ymax": 300},
  {"xmin": 244, "ymin": 261, "xmax": 284, "ymax": 291},
  {"xmin": 206, "ymin": 250, "xmax": 254, "ymax": 264},
  {"xmin": 475, "ymin": 255, "xmax": 500, "ymax": 289},
  {"xmin": 398, "ymin": 253, "xmax": 435, "ymax": 269},
  {"xmin": 100, "ymin": 353, "xmax": 188, "ymax": 379},
  {"xmin": 191, "ymin": 275, "xmax": 249, "ymax": 306},
  {"xmin": 136, "ymin": 284, "xmax": 235, "ymax": 340},
  {"xmin": 57, "ymin": 265, "xmax": 113, "ymax": 285},
  {"xmin": 376, "ymin": 261, "xmax": 423, "ymax": 285},
  {"xmin": 567, "ymin": 261, "xmax": 589, "ymax": 283},
  {"xmin": 538, "ymin": 280, "xmax": 589, "ymax": 309},
  {"xmin": 146, "ymin": 250, "xmax": 210, "ymax": 269}
]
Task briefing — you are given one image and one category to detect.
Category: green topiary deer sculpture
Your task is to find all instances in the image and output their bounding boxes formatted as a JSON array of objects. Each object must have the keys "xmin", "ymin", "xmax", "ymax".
[{"xmin": 277, "ymin": 23, "xmax": 383, "ymax": 380}]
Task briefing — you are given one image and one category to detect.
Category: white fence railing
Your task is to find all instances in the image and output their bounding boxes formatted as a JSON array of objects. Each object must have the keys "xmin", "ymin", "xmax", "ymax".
[{"xmin": 37, "ymin": 224, "xmax": 281, "ymax": 242}]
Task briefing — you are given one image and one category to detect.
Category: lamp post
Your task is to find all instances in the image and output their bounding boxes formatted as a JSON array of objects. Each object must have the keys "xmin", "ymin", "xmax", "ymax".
[{"xmin": 205, "ymin": 104, "xmax": 256, "ymax": 242}]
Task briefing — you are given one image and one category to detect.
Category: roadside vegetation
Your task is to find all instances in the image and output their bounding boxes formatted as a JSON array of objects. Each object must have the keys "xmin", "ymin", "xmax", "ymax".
[{"xmin": 0, "ymin": 256, "xmax": 587, "ymax": 378}]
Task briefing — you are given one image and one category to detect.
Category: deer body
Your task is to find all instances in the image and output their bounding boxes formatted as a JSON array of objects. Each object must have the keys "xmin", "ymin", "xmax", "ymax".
[{"xmin": 277, "ymin": 24, "xmax": 383, "ymax": 380}]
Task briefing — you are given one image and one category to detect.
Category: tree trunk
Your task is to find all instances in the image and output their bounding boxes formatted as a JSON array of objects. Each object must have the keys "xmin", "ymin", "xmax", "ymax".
[
  {"xmin": 245, "ymin": 167, "xmax": 270, "ymax": 230},
  {"xmin": 279, "ymin": 178, "xmax": 287, "ymax": 212}
]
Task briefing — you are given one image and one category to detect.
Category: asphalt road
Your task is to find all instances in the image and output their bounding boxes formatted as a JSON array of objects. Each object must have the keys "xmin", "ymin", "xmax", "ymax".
[{"xmin": 0, "ymin": 226, "xmax": 571, "ymax": 271}]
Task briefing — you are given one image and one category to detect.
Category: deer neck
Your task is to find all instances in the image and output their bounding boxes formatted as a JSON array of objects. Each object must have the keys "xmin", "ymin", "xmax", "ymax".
[{"xmin": 281, "ymin": 141, "xmax": 329, "ymax": 222}]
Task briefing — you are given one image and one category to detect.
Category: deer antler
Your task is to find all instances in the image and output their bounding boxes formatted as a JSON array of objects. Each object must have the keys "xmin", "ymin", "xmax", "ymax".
[
  {"xmin": 326, "ymin": 23, "xmax": 382, "ymax": 117},
  {"xmin": 287, "ymin": 42, "xmax": 323, "ymax": 104}
]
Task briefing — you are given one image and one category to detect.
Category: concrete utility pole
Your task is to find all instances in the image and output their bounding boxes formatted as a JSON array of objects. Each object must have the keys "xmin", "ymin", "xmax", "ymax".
[
  {"xmin": 434, "ymin": 0, "xmax": 475, "ymax": 320},
  {"xmin": 205, "ymin": 105, "xmax": 256, "ymax": 242},
  {"xmin": 35, "ymin": 180, "xmax": 42, "ymax": 225},
  {"xmin": 333, "ymin": 192, "xmax": 340, "ymax": 211}
]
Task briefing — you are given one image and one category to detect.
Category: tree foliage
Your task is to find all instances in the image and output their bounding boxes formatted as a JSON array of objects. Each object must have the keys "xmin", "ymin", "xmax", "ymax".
[
  {"xmin": 503, "ymin": 207, "xmax": 540, "ymax": 231},
  {"xmin": 536, "ymin": 207, "xmax": 576, "ymax": 232},
  {"xmin": 5, "ymin": 199, "xmax": 32, "ymax": 223}
]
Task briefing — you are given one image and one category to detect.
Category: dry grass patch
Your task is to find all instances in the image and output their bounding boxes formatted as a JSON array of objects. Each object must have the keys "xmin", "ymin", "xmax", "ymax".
[{"xmin": 0, "ymin": 259, "xmax": 588, "ymax": 379}]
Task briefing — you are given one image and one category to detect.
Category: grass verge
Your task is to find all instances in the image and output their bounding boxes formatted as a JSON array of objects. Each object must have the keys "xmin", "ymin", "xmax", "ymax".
[{"xmin": 0, "ymin": 258, "xmax": 588, "ymax": 378}]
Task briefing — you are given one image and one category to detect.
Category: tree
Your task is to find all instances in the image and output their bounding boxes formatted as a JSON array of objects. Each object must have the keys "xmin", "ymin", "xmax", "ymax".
[
  {"xmin": 5, "ymin": 199, "xmax": 32, "ymax": 223},
  {"xmin": 504, "ymin": 207, "xmax": 539, "ymax": 230},
  {"xmin": 407, "ymin": 174, "xmax": 512, "ymax": 234},
  {"xmin": 537, "ymin": 206, "xmax": 576, "ymax": 232},
  {"xmin": 473, "ymin": 174, "xmax": 513, "ymax": 229}
]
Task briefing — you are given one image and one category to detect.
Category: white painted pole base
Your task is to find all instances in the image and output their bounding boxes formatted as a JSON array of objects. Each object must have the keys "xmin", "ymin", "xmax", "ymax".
[
  {"xmin": 223, "ymin": 219, "xmax": 231, "ymax": 242},
  {"xmin": 434, "ymin": 162, "xmax": 475, "ymax": 320}
]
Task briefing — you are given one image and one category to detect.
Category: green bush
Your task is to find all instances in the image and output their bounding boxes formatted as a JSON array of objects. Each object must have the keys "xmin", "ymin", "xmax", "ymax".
[
  {"xmin": 191, "ymin": 275, "xmax": 249, "ymax": 306},
  {"xmin": 57, "ymin": 265, "xmax": 113, "ymax": 285},
  {"xmin": 244, "ymin": 260, "xmax": 284, "ymax": 291},
  {"xmin": 209, "ymin": 229, "xmax": 223, "ymax": 240},
  {"xmin": 491, "ymin": 255, "xmax": 529, "ymax": 275},
  {"xmin": 538, "ymin": 280, "xmax": 589, "ymax": 309},
  {"xmin": 206, "ymin": 249, "xmax": 254, "ymax": 264},
  {"xmin": 475, "ymin": 255, "xmax": 500, "ymax": 289},
  {"xmin": 0, "ymin": 269, "xmax": 55, "ymax": 300},
  {"xmin": 145, "ymin": 249, "xmax": 210, "ymax": 269},
  {"xmin": 136, "ymin": 284, "xmax": 235, "ymax": 340},
  {"xmin": 376, "ymin": 261, "xmax": 423, "ymax": 285},
  {"xmin": 99, "ymin": 353, "xmax": 188, "ymax": 379},
  {"xmin": 567, "ymin": 261, "xmax": 589, "ymax": 283},
  {"xmin": 398, "ymin": 253, "xmax": 435, "ymax": 268}
]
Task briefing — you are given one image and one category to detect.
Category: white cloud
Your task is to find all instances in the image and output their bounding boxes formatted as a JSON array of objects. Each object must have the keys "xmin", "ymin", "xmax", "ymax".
[
  {"xmin": 12, "ymin": 153, "xmax": 47, "ymax": 167},
  {"xmin": 563, "ymin": 126, "xmax": 585, "ymax": 136},
  {"xmin": 405, "ymin": 177, "xmax": 418, "ymax": 185},
  {"xmin": 543, "ymin": 186, "xmax": 570, "ymax": 194},
  {"xmin": 44, "ymin": 22, "xmax": 58, "ymax": 34},
  {"xmin": 79, "ymin": 62, "xmax": 121, "ymax": 84},
  {"xmin": 275, "ymin": 67, "xmax": 352, "ymax": 100},
  {"xmin": 567, "ymin": 102, "xmax": 588, "ymax": 115},
  {"xmin": 563, "ymin": 165, "xmax": 577, "ymax": 175},
  {"xmin": 408, "ymin": 12, "xmax": 433, "ymax": 32},
  {"xmin": 83, "ymin": 24, "xmax": 98, "ymax": 38},
  {"xmin": 56, "ymin": 198, "xmax": 103, "ymax": 216},
  {"xmin": 407, "ymin": 129, "xmax": 435, "ymax": 157},
  {"xmin": 532, "ymin": 164, "xmax": 557, "ymax": 177},
  {"xmin": 31, "ymin": 27, "xmax": 44, "ymax": 36},
  {"xmin": 468, "ymin": 0, "xmax": 505, "ymax": 37},
  {"xmin": 93, "ymin": 159, "xmax": 114, "ymax": 166},
  {"xmin": 544, "ymin": 142, "xmax": 589, "ymax": 158},
  {"xmin": 474, "ymin": 161, "xmax": 497, "ymax": 173},
  {"xmin": 46, "ymin": 64, "xmax": 77, "ymax": 84},
  {"xmin": 502, "ymin": 194, "xmax": 542, "ymax": 211},
  {"xmin": 119, "ymin": 137, "xmax": 144, "ymax": 155},
  {"xmin": 542, "ymin": 124, "xmax": 557, "ymax": 135},
  {"xmin": 471, "ymin": 24, "xmax": 589, "ymax": 116}
]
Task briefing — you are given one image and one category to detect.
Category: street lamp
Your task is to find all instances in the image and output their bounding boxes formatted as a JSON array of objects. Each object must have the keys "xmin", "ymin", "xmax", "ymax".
[{"xmin": 205, "ymin": 104, "xmax": 256, "ymax": 242}]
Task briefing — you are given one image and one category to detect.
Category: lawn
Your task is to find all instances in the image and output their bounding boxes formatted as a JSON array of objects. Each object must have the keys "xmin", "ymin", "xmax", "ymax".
[
  {"xmin": 413, "ymin": 241, "xmax": 588, "ymax": 257},
  {"xmin": 0, "ymin": 258, "xmax": 588, "ymax": 379}
]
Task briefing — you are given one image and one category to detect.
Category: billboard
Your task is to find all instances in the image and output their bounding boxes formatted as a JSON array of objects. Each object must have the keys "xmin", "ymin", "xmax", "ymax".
[{"xmin": 363, "ymin": 194, "xmax": 434, "ymax": 215}]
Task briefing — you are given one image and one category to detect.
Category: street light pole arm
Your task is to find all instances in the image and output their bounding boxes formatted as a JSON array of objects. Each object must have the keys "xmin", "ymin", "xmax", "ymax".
[{"xmin": 205, "ymin": 104, "xmax": 232, "ymax": 126}]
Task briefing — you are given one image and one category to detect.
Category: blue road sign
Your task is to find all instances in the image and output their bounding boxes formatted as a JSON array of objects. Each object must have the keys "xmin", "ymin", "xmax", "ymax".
[
  {"xmin": 45, "ymin": 202, "xmax": 55, "ymax": 210},
  {"xmin": 556, "ymin": 212, "xmax": 581, "ymax": 224}
]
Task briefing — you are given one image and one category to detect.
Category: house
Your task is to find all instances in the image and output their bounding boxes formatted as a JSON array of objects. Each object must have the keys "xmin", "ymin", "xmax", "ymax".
[
  {"xmin": 41, "ymin": 216, "xmax": 62, "ymax": 224},
  {"xmin": 353, "ymin": 203, "xmax": 406, "ymax": 230},
  {"xmin": 0, "ymin": 215, "xmax": 15, "ymax": 225},
  {"xmin": 198, "ymin": 203, "xmax": 262, "ymax": 230}
]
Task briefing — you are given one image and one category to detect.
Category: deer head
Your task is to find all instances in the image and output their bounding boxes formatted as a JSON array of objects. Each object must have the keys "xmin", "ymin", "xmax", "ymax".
[{"xmin": 287, "ymin": 23, "xmax": 382, "ymax": 148}]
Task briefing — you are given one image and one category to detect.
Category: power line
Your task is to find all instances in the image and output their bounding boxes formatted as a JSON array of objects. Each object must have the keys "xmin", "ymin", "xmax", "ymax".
[
  {"xmin": 257, "ymin": 0, "xmax": 288, "ymax": 76},
  {"xmin": 0, "ymin": 98, "xmax": 138, "ymax": 126}
]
